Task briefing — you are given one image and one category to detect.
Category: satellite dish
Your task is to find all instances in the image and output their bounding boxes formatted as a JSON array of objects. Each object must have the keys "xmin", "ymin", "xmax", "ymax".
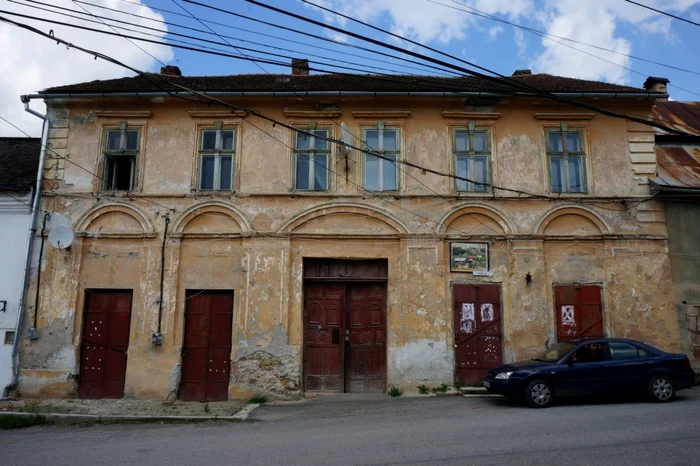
[
  {"xmin": 48, "ymin": 226, "xmax": 74, "ymax": 250},
  {"xmin": 341, "ymin": 122, "xmax": 352, "ymax": 151}
]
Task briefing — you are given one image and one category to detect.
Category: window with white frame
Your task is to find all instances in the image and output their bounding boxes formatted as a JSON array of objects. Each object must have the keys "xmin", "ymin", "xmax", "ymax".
[
  {"xmin": 364, "ymin": 124, "xmax": 399, "ymax": 191},
  {"xmin": 454, "ymin": 124, "xmax": 490, "ymax": 192},
  {"xmin": 294, "ymin": 127, "xmax": 329, "ymax": 191},
  {"xmin": 103, "ymin": 123, "xmax": 139, "ymax": 191},
  {"xmin": 547, "ymin": 123, "xmax": 586, "ymax": 193},
  {"xmin": 199, "ymin": 126, "xmax": 235, "ymax": 190}
]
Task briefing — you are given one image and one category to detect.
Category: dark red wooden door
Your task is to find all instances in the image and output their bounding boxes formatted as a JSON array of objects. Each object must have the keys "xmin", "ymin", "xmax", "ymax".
[
  {"xmin": 453, "ymin": 284, "xmax": 502, "ymax": 385},
  {"xmin": 79, "ymin": 290, "xmax": 133, "ymax": 399},
  {"xmin": 555, "ymin": 285, "xmax": 604, "ymax": 342},
  {"xmin": 345, "ymin": 283, "xmax": 386, "ymax": 393},
  {"xmin": 180, "ymin": 291, "xmax": 234, "ymax": 402},
  {"xmin": 303, "ymin": 283, "xmax": 344, "ymax": 392}
]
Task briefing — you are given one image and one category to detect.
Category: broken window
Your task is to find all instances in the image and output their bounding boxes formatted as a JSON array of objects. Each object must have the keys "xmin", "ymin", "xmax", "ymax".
[
  {"xmin": 454, "ymin": 124, "xmax": 490, "ymax": 192},
  {"xmin": 547, "ymin": 124, "xmax": 586, "ymax": 193},
  {"xmin": 364, "ymin": 124, "xmax": 399, "ymax": 191},
  {"xmin": 103, "ymin": 125, "xmax": 139, "ymax": 191},
  {"xmin": 199, "ymin": 127, "xmax": 235, "ymax": 190},
  {"xmin": 294, "ymin": 128, "xmax": 329, "ymax": 191}
]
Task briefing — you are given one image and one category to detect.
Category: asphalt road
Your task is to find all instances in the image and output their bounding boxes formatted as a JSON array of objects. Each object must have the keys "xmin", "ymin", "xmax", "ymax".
[{"xmin": 2, "ymin": 390, "xmax": 699, "ymax": 466}]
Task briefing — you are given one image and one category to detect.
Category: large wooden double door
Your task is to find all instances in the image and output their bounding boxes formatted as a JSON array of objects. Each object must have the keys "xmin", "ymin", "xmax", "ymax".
[{"xmin": 303, "ymin": 282, "xmax": 387, "ymax": 393}]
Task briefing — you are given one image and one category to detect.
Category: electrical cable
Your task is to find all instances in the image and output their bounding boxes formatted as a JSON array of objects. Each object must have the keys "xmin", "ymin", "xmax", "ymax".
[
  {"xmin": 12, "ymin": 0, "xmax": 448, "ymax": 77},
  {"xmin": 111, "ymin": 0, "xmax": 460, "ymax": 76},
  {"xmin": 625, "ymin": 0, "xmax": 700, "ymax": 29},
  {"xmin": 428, "ymin": 0, "xmax": 700, "ymax": 98},
  {"xmin": 240, "ymin": 0, "xmax": 690, "ymax": 135}
]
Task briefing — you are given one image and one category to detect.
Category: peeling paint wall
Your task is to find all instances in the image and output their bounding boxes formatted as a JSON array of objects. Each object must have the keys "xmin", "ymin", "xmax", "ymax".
[{"xmin": 15, "ymin": 96, "xmax": 682, "ymax": 399}]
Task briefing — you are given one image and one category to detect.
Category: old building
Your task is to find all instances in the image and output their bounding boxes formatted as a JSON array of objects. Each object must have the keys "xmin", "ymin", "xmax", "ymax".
[
  {"xmin": 0, "ymin": 137, "xmax": 41, "ymax": 396},
  {"xmin": 650, "ymin": 100, "xmax": 700, "ymax": 367},
  {"xmin": 13, "ymin": 66, "xmax": 684, "ymax": 400}
]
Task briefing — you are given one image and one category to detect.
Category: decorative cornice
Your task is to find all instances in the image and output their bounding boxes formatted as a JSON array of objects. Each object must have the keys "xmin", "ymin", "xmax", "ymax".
[
  {"xmin": 441, "ymin": 111, "xmax": 500, "ymax": 119},
  {"xmin": 533, "ymin": 112, "xmax": 595, "ymax": 120},
  {"xmin": 351, "ymin": 110, "xmax": 411, "ymax": 118},
  {"xmin": 188, "ymin": 110, "xmax": 248, "ymax": 118},
  {"xmin": 283, "ymin": 109, "xmax": 342, "ymax": 118},
  {"xmin": 93, "ymin": 110, "xmax": 152, "ymax": 118}
]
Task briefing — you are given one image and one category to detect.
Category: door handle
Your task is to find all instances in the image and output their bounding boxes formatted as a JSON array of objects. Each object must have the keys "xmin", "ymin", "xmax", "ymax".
[{"xmin": 345, "ymin": 329, "xmax": 350, "ymax": 342}]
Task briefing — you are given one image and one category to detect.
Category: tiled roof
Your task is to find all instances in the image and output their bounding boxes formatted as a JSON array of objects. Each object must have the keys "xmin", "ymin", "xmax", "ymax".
[
  {"xmin": 41, "ymin": 73, "xmax": 651, "ymax": 95},
  {"xmin": 0, "ymin": 138, "xmax": 41, "ymax": 191}
]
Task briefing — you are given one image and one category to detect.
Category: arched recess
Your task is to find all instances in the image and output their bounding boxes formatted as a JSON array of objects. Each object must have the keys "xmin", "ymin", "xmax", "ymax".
[
  {"xmin": 437, "ymin": 203, "xmax": 516, "ymax": 236},
  {"xmin": 278, "ymin": 203, "xmax": 410, "ymax": 236},
  {"xmin": 76, "ymin": 202, "xmax": 154, "ymax": 235},
  {"xmin": 534, "ymin": 205, "xmax": 612, "ymax": 236},
  {"xmin": 172, "ymin": 201, "xmax": 251, "ymax": 235}
]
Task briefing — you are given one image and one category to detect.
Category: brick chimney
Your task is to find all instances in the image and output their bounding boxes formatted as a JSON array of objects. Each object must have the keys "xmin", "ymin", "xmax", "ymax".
[
  {"xmin": 643, "ymin": 76, "xmax": 669, "ymax": 93},
  {"xmin": 512, "ymin": 69, "xmax": 532, "ymax": 76},
  {"xmin": 292, "ymin": 59, "xmax": 309, "ymax": 76},
  {"xmin": 160, "ymin": 65, "xmax": 182, "ymax": 77}
]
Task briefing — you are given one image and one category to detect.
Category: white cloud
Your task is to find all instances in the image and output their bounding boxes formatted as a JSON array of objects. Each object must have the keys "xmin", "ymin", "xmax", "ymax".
[
  {"xmin": 0, "ymin": 0, "xmax": 172, "ymax": 137},
  {"xmin": 532, "ymin": 0, "xmax": 700, "ymax": 84},
  {"xmin": 487, "ymin": 25, "xmax": 504, "ymax": 40},
  {"xmin": 302, "ymin": 0, "xmax": 534, "ymax": 45}
]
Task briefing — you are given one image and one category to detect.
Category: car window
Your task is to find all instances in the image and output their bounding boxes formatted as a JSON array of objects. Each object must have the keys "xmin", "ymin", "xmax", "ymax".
[
  {"xmin": 572, "ymin": 343, "xmax": 607, "ymax": 363},
  {"xmin": 609, "ymin": 342, "xmax": 641, "ymax": 360}
]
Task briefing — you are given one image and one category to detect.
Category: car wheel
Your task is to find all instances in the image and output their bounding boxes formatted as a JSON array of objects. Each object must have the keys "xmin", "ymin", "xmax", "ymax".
[
  {"xmin": 648, "ymin": 375, "xmax": 675, "ymax": 403},
  {"xmin": 525, "ymin": 379, "xmax": 554, "ymax": 408}
]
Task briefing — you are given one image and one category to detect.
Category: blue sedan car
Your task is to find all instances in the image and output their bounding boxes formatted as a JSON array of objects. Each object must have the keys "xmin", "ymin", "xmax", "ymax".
[{"xmin": 483, "ymin": 338, "xmax": 696, "ymax": 408}]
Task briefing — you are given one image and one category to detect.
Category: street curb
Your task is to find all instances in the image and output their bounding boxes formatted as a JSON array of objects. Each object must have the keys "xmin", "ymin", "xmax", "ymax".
[
  {"xmin": 462, "ymin": 394, "xmax": 500, "ymax": 398},
  {"xmin": 0, "ymin": 403, "xmax": 260, "ymax": 425}
]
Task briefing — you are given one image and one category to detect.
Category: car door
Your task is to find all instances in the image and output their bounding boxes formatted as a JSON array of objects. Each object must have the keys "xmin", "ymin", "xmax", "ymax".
[
  {"xmin": 554, "ymin": 342, "xmax": 610, "ymax": 396},
  {"xmin": 605, "ymin": 341, "xmax": 652, "ymax": 394}
]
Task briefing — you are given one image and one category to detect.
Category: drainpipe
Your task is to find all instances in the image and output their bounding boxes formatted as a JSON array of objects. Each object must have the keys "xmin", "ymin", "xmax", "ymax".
[{"xmin": 2, "ymin": 97, "xmax": 50, "ymax": 398}]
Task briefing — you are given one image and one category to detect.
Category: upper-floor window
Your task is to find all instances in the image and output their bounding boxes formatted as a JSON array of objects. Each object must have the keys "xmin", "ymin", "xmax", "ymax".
[
  {"xmin": 199, "ymin": 127, "xmax": 235, "ymax": 190},
  {"xmin": 454, "ymin": 125, "xmax": 490, "ymax": 192},
  {"xmin": 364, "ymin": 125, "xmax": 399, "ymax": 191},
  {"xmin": 103, "ymin": 124, "xmax": 139, "ymax": 191},
  {"xmin": 294, "ymin": 128, "xmax": 329, "ymax": 191},
  {"xmin": 547, "ymin": 124, "xmax": 586, "ymax": 193}
]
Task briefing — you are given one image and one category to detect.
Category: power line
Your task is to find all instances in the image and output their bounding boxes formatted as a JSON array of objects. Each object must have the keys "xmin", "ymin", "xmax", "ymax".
[
  {"xmin": 70, "ymin": 0, "xmax": 166, "ymax": 67},
  {"xmin": 170, "ymin": 0, "xmax": 504, "ymax": 237},
  {"xmin": 428, "ymin": 0, "xmax": 700, "ymax": 99},
  {"xmin": 14, "ymin": 0, "xmax": 450, "ymax": 77},
  {"xmin": 625, "ymin": 0, "xmax": 700, "ymax": 29},
  {"xmin": 0, "ymin": 15, "xmax": 666, "ymax": 214},
  {"xmin": 429, "ymin": 0, "xmax": 700, "ymax": 78},
  {"xmin": 7, "ymin": 5, "xmax": 684, "ymax": 131},
  {"xmin": 110, "ymin": 0, "xmax": 457, "ymax": 76},
  {"xmin": 237, "ymin": 0, "xmax": 689, "ymax": 136},
  {"xmin": 0, "ymin": 113, "xmax": 175, "ymax": 212}
]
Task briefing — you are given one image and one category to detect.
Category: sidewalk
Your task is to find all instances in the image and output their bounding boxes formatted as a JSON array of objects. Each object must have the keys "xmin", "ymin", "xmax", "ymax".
[{"xmin": 0, "ymin": 398, "xmax": 255, "ymax": 426}]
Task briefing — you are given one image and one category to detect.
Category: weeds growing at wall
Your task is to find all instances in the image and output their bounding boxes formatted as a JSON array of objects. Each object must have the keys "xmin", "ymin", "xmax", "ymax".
[
  {"xmin": 431, "ymin": 383, "xmax": 449, "ymax": 394},
  {"xmin": 417, "ymin": 384, "xmax": 430, "ymax": 395},
  {"xmin": 250, "ymin": 394, "xmax": 268, "ymax": 404},
  {"xmin": 388, "ymin": 386, "xmax": 402, "ymax": 397}
]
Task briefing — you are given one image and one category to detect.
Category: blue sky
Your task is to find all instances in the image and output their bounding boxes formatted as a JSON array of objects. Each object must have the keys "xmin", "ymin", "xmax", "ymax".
[{"xmin": 2, "ymin": 0, "xmax": 700, "ymax": 136}]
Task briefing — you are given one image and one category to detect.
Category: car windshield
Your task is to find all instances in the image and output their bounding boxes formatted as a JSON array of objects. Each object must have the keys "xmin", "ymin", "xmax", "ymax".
[{"xmin": 534, "ymin": 342, "xmax": 577, "ymax": 363}]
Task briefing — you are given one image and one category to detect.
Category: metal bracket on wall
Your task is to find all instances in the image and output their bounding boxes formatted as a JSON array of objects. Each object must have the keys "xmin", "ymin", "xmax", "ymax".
[{"xmin": 0, "ymin": 300, "xmax": 6, "ymax": 313}]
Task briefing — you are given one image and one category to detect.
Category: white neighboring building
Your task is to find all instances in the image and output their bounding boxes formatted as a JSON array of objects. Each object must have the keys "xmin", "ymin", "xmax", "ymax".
[{"xmin": 0, "ymin": 138, "xmax": 40, "ymax": 394}]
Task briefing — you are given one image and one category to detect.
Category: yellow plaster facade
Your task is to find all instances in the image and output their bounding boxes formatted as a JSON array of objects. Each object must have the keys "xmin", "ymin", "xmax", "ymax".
[{"xmin": 15, "ymin": 92, "xmax": 680, "ymax": 399}]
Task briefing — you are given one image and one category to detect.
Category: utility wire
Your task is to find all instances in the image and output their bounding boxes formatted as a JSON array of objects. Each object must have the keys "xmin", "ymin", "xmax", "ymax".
[
  {"xmin": 0, "ymin": 16, "xmax": 667, "ymax": 212},
  {"xmin": 625, "ymin": 0, "xmax": 700, "ymax": 29},
  {"xmin": 7, "ymin": 6, "xmax": 684, "ymax": 130},
  {"xmin": 110, "ymin": 0, "xmax": 457, "ymax": 76},
  {"xmin": 14, "ymin": 0, "xmax": 448, "ymax": 77},
  {"xmin": 0, "ymin": 112, "xmax": 175, "ymax": 212},
  {"xmin": 430, "ymin": 0, "xmax": 700, "ymax": 78},
  {"xmin": 429, "ymin": 0, "xmax": 700, "ymax": 98},
  {"xmin": 241, "ymin": 0, "xmax": 689, "ymax": 135}
]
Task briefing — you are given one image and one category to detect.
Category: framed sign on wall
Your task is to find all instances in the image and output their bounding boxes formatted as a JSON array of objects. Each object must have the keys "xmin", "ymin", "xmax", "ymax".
[{"xmin": 450, "ymin": 242, "xmax": 489, "ymax": 273}]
